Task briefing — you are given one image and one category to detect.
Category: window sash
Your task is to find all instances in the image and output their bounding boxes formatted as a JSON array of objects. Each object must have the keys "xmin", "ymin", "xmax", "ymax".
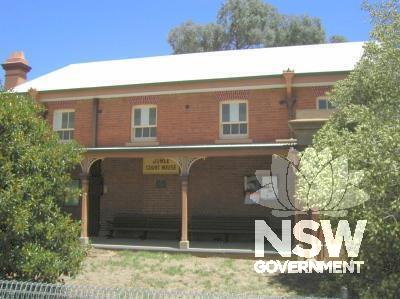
[
  {"xmin": 221, "ymin": 102, "xmax": 248, "ymax": 136},
  {"xmin": 54, "ymin": 111, "xmax": 75, "ymax": 141},
  {"xmin": 55, "ymin": 111, "xmax": 74, "ymax": 130},
  {"xmin": 221, "ymin": 103, "xmax": 247, "ymax": 123},
  {"xmin": 134, "ymin": 126, "xmax": 157, "ymax": 138},
  {"xmin": 56, "ymin": 129, "xmax": 74, "ymax": 141},
  {"xmin": 318, "ymin": 99, "xmax": 327, "ymax": 109},
  {"xmin": 318, "ymin": 99, "xmax": 334, "ymax": 110},
  {"xmin": 132, "ymin": 106, "xmax": 157, "ymax": 140},
  {"xmin": 134, "ymin": 107, "xmax": 156, "ymax": 126},
  {"xmin": 64, "ymin": 179, "xmax": 80, "ymax": 206},
  {"xmin": 222, "ymin": 123, "xmax": 247, "ymax": 135}
]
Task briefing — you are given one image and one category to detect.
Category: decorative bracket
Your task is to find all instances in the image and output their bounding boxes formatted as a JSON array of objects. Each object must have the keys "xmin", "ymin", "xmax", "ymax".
[
  {"xmin": 80, "ymin": 157, "xmax": 104, "ymax": 176},
  {"xmin": 169, "ymin": 157, "xmax": 205, "ymax": 177}
]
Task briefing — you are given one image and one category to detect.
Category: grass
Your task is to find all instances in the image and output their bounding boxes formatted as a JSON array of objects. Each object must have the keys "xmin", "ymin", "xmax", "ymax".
[{"xmin": 64, "ymin": 249, "xmax": 326, "ymax": 297}]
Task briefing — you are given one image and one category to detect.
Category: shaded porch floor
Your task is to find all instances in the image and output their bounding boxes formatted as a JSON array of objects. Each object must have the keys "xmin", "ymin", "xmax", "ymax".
[{"xmin": 90, "ymin": 237, "xmax": 278, "ymax": 257}]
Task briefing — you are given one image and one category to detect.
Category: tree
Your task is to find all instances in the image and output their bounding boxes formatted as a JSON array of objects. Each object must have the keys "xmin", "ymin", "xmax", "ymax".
[
  {"xmin": 0, "ymin": 90, "xmax": 85, "ymax": 282},
  {"xmin": 297, "ymin": 1, "xmax": 400, "ymax": 297},
  {"xmin": 275, "ymin": 15, "xmax": 326, "ymax": 46},
  {"xmin": 329, "ymin": 35, "xmax": 348, "ymax": 43},
  {"xmin": 168, "ymin": 0, "xmax": 336, "ymax": 54},
  {"xmin": 217, "ymin": 0, "xmax": 278, "ymax": 49},
  {"xmin": 168, "ymin": 21, "xmax": 226, "ymax": 54}
]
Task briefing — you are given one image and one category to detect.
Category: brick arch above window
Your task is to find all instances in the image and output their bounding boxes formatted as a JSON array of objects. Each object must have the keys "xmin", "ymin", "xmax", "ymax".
[
  {"xmin": 310, "ymin": 86, "xmax": 331, "ymax": 98},
  {"xmin": 128, "ymin": 96, "xmax": 160, "ymax": 106},
  {"xmin": 215, "ymin": 90, "xmax": 250, "ymax": 102}
]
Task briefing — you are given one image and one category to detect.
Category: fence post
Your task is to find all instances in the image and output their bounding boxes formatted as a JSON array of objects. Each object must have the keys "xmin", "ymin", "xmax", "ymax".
[{"xmin": 341, "ymin": 286, "xmax": 348, "ymax": 299}]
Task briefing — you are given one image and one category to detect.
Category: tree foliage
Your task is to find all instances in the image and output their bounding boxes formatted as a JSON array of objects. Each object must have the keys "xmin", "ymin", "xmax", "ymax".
[
  {"xmin": 0, "ymin": 91, "xmax": 85, "ymax": 282},
  {"xmin": 329, "ymin": 35, "xmax": 348, "ymax": 43},
  {"xmin": 275, "ymin": 15, "xmax": 326, "ymax": 47},
  {"xmin": 168, "ymin": 21, "xmax": 226, "ymax": 54},
  {"xmin": 296, "ymin": 148, "xmax": 369, "ymax": 218},
  {"xmin": 217, "ymin": 0, "xmax": 278, "ymax": 49},
  {"xmin": 298, "ymin": 1, "xmax": 400, "ymax": 297},
  {"xmin": 168, "ymin": 0, "xmax": 335, "ymax": 54}
]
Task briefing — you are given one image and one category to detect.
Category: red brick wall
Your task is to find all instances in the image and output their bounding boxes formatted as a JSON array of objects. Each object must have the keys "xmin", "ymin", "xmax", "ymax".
[
  {"xmin": 98, "ymin": 156, "xmax": 276, "ymax": 235},
  {"xmin": 45, "ymin": 100, "xmax": 93, "ymax": 146},
  {"xmin": 295, "ymin": 86, "xmax": 332, "ymax": 109},
  {"xmin": 43, "ymin": 86, "xmax": 331, "ymax": 147},
  {"xmin": 189, "ymin": 156, "xmax": 271, "ymax": 217},
  {"xmin": 99, "ymin": 158, "xmax": 181, "ymax": 234}
]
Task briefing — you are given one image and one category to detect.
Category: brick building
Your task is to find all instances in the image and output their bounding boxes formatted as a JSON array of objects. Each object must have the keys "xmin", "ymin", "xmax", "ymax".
[{"xmin": 2, "ymin": 42, "xmax": 364, "ymax": 248}]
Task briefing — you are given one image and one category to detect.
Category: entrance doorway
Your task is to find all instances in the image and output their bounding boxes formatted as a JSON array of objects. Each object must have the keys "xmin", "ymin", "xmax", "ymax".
[{"xmin": 88, "ymin": 160, "xmax": 103, "ymax": 236}]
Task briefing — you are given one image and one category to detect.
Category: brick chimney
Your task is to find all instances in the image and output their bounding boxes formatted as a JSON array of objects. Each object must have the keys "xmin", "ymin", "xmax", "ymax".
[{"xmin": 2, "ymin": 51, "xmax": 31, "ymax": 90}]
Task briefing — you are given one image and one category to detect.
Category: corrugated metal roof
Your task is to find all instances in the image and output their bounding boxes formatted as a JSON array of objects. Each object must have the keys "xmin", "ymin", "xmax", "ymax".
[{"xmin": 15, "ymin": 42, "xmax": 365, "ymax": 92}]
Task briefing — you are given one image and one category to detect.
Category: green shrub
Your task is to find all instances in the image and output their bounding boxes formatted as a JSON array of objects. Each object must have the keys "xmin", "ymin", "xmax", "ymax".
[
  {"xmin": 0, "ymin": 90, "xmax": 85, "ymax": 282},
  {"xmin": 299, "ymin": 1, "xmax": 400, "ymax": 297}
]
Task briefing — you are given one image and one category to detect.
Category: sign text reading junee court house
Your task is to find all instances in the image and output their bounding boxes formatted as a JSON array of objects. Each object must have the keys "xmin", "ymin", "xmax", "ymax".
[{"xmin": 143, "ymin": 158, "xmax": 179, "ymax": 174}]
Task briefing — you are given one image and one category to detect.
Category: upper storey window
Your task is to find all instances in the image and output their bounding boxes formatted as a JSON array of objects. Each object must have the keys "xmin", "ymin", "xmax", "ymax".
[
  {"xmin": 220, "ymin": 101, "xmax": 248, "ymax": 138},
  {"xmin": 53, "ymin": 110, "xmax": 75, "ymax": 142},
  {"xmin": 132, "ymin": 105, "xmax": 157, "ymax": 141},
  {"xmin": 317, "ymin": 97, "xmax": 334, "ymax": 110}
]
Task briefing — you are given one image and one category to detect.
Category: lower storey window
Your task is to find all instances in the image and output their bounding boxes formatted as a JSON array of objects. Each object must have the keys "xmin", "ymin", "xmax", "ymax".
[{"xmin": 64, "ymin": 179, "xmax": 80, "ymax": 206}]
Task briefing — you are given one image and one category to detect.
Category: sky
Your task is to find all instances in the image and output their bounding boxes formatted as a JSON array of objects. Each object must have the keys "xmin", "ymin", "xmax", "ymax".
[{"xmin": 0, "ymin": 0, "xmax": 371, "ymax": 81}]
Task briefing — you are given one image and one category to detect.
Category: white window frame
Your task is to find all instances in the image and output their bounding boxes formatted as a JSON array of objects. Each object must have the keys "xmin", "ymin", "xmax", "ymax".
[
  {"xmin": 53, "ymin": 109, "xmax": 75, "ymax": 142},
  {"xmin": 316, "ymin": 97, "xmax": 334, "ymax": 110},
  {"xmin": 219, "ymin": 100, "xmax": 249, "ymax": 139},
  {"xmin": 131, "ymin": 105, "xmax": 157, "ymax": 142}
]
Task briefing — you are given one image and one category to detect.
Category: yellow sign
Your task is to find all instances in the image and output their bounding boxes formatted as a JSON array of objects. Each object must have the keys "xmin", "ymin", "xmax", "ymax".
[{"xmin": 143, "ymin": 158, "xmax": 179, "ymax": 174}]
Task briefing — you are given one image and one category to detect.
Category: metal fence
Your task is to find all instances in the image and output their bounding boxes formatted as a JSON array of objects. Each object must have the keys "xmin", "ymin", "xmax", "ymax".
[{"xmin": 0, "ymin": 280, "xmax": 338, "ymax": 299}]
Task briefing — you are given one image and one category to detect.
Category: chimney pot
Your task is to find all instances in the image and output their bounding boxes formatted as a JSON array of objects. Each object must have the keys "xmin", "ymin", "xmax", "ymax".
[{"xmin": 2, "ymin": 51, "xmax": 31, "ymax": 90}]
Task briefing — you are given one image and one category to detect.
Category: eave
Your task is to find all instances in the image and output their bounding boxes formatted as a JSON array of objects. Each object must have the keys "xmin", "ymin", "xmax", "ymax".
[{"xmin": 84, "ymin": 142, "xmax": 296, "ymax": 159}]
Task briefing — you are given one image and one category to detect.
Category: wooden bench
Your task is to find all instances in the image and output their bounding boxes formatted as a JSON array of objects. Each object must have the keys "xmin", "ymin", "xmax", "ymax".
[
  {"xmin": 189, "ymin": 216, "xmax": 259, "ymax": 242},
  {"xmin": 107, "ymin": 214, "xmax": 180, "ymax": 239}
]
